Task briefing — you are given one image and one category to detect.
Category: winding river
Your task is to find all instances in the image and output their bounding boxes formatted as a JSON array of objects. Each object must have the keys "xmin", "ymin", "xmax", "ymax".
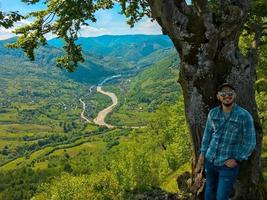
[
  {"xmin": 93, "ymin": 86, "xmax": 118, "ymax": 128},
  {"xmin": 80, "ymin": 75, "xmax": 121, "ymax": 128},
  {"xmin": 80, "ymin": 74, "xmax": 144, "ymax": 129}
]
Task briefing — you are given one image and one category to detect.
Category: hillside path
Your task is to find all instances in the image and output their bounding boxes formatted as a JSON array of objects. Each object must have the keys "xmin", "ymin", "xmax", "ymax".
[{"xmin": 79, "ymin": 98, "xmax": 91, "ymax": 123}]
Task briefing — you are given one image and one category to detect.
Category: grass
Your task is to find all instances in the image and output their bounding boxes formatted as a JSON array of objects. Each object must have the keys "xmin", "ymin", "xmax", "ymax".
[
  {"xmin": 0, "ymin": 124, "xmax": 59, "ymax": 152},
  {"xmin": 161, "ymin": 162, "xmax": 191, "ymax": 193},
  {"xmin": 51, "ymin": 140, "xmax": 105, "ymax": 158},
  {"xmin": 32, "ymin": 136, "xmax": 107, "ymax": 171},
  {"xmin": 83, "ymin": 123, "xmax": 100, "ymax": 132},
  {"xmin": 0, "ymin": 124, "xmax": 53, "ymax": 134},
  {"xmin": 1, "ymin": 147, "xmax": 54, "ymax": 171},
  {"xmin": 0, "ymin": 111, "xmax": 19, "ymax": 122},
  {"xmin": 106, "ymin": 110, "xmax": 151, "ymax": 126},
  {"xmin": 0, "ymin": 130, "xmax": 107, "ymax": 171},
  {"xmin": 0, "ymin": 139, "xmax": 36, "ymax": 149}
]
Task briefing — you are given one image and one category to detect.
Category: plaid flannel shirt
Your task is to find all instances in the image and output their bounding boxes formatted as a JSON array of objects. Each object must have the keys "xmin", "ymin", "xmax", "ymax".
[{"xmin": 200, "ymin": 104, "xmax": 256, "ymax": 166}]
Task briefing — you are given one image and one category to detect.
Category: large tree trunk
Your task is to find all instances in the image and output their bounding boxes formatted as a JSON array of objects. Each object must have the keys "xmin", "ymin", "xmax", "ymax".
[{"xmin": 148, "ymin": 0, "xmax": 265, "ymax": 199}]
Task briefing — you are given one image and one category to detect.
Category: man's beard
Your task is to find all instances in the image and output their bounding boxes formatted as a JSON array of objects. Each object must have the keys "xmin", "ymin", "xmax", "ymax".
[{"xmin": 222, "ymin": 102, "xmax": 233, "ymax": 107}]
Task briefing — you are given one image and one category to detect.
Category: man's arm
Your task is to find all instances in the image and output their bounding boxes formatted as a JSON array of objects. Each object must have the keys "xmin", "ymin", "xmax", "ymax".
[
  {"xmin": 235, "ymin": 113, "xmax": 256, "ymax": 162},
  {"xmin": 200, "ymin": 112, "xmax": 213, "ymax": 156},
  {"xmin": 195, "ymin": 112, "xmax": 213, "ymax": 172}
]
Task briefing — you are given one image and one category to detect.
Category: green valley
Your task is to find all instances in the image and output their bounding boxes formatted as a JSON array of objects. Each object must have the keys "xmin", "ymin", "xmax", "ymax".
[{"xmin": 0, "ymin": 35, "xmax": 194, "ymax": 200}]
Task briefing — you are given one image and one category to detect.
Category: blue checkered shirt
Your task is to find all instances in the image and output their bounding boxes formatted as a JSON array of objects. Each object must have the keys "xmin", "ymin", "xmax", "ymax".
[{"xmin": 200, "ymin": 104, "xmax": 256, "ymax": 166}]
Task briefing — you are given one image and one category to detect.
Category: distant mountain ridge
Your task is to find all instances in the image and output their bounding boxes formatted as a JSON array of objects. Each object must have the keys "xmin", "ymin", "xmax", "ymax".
[
  {"xmin": 48, "ymin": 34, "xmax": 174, "ymax": 61},
  {"xmin": 0, "ymin": 39, "xmax": 113, "ymax": 84},
  {"xmin": 0, "ymin": 35, "xmax": 175, "ymax": 85}
]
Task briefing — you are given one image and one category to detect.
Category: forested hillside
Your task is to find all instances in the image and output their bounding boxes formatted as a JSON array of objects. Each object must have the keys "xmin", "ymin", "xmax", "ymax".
[{"xmin": 105, "ymin": 48, "xmax": 180, "ymax": 126}]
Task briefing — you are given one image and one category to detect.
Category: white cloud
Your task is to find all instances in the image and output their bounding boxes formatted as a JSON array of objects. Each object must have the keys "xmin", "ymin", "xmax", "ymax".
[
  {"xmin": 79, "ymin": 25, "xmax": 112, "ymax": 37},
  {"xmin": 104, "ymin": 18, "xmax": 162, "ymax": 35},
  {"xmin": 0, "ymin": 17, "xmax": 162, "ymax": 40},
  {"xmin": 0, "ymin": 19, "xmax": 31, "ymax": 40},
  {"xmin": 134, "ymin": 19, "xmax": 162, "ymax": 35},
  {"xmin": 0, "ymin": 27, "xmax": 14, "ymax": 40},
  {"xmin": 85, "ymin": 18, "xmax": 162, "ymax": 36}
]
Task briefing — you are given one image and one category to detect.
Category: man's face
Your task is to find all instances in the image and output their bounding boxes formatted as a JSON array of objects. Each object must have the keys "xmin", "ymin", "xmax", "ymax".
[{"xmin": 217, "ymin": 86, "xmax": 236, "ymax": 107}]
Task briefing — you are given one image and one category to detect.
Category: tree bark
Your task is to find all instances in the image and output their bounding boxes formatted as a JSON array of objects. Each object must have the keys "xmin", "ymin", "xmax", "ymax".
[{"xmin": 148, "ymin": 0, "xmax": 265, "ymax": 199}]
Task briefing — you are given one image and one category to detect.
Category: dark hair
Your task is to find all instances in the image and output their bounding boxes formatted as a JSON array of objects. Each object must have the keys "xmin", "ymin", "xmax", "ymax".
[{"xmin": 217, "ymin": 83, "xmax": 235, "ymax": 92}]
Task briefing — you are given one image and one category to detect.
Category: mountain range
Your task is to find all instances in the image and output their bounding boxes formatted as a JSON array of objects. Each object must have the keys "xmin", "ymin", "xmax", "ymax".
[
  {"xmin": 48, "ymin": 34, "xmax": 173, "ymax": 61},
  {"xmin": 0, "ymin": 35, "xmax": 174, "ymax": 85}
]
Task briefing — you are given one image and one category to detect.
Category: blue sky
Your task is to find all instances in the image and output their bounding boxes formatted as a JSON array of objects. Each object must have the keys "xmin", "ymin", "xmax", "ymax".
[{"xmin": 0, "ymin": 0, "xmax": 163, "ymax": 40}]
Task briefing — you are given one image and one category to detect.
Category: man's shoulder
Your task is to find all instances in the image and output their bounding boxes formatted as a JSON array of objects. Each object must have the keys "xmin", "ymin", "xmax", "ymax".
[
  {"xmin": 210, "ymin": 105, "xmax": 220, "ymax": 112},
  {"xmin": 209, "ymin": 106, "xmax": 220, "ymax": 116},
  {"xmin": 234, "ymin": 104, "xmax": 253, "ymax": 119}
]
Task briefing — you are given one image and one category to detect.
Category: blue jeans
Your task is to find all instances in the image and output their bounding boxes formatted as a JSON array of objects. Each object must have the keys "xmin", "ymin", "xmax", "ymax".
[{"xmin": 204, "ymin": 160, "xmax": 240, "ymax": 200}]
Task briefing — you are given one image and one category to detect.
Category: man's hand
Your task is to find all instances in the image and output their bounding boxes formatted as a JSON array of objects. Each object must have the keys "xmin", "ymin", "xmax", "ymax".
[
  {"xmin": 195, "ymin": 154, "xmax": 205, "ymax": 173},
  {"xmin": 224, "ymin": 159, "xmax": 238, "ymax": 168}
]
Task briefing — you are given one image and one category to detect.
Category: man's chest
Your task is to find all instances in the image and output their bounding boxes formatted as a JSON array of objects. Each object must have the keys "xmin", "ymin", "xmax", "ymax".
[{"xmin": 210, "ymin": 117, "xmax": 242, "ymax": 143}]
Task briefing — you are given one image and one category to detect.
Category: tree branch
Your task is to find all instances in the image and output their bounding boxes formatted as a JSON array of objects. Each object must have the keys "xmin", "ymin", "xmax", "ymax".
[
  {"xmin": 147, "ymin": 0, "xmax": 191, "ymax": 20},
  {"xmin": 147, "ymin": 0, "xmax": 194, "ymax": 52},
  {"xmin": 192, "ymin": 0, "xmax": 208, "ymax": 13},
  {"xmin": 0, "ymin": 11, "xmax": 23, "ymax": 28}
]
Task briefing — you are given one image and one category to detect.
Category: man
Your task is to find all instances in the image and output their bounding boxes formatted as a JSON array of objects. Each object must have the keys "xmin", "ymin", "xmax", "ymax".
[{"xmin": 197, "ymin": 83, "xmax": 256, "ymax": 200}]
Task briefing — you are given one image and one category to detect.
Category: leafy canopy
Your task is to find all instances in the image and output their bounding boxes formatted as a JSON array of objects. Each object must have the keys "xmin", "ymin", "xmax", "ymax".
[
  {"xmin": 0, "ymin": 11, "xmax": 23, "ymax": 28},
  {"xmin": 3, "ymin": 0, "xmax": 267, "ymax": 72}
]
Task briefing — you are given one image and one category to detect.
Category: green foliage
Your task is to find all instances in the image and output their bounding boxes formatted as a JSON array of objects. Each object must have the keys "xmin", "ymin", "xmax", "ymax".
[
  {"xmin": 118, "ymin": 0, "xmax": 151, "ymax": 27},
  {"xmin": 148, "ymin": 99, "xmax": 192, "ymax": 170},
  {"xmin": 0, "ymin": 166, "xmax": 59, "ymax": 200},
  {"xmin": 251, "ymin": 0, "xmax": 267, "ymax": 18},
  {"xmin": 104, "ymin": 135, "xmax": 120, "ymax": 150},
  {"xmin": 0, "ymin": 11, "xmax": 23, "ymax": 28},
  {"xmin": 238, "ymin": 0, "xmax": 267, "ymax": 132},
  {"xmin": 239, "ymin": 0, "xmax": 267, "ymax": 54},
  {"xmin": 109, "ymin": 99, "xmax": 191, "ymax": 195},
  {"xmin": 32, "ymin": 172, "xmax": 123, "ymax": 200}
]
